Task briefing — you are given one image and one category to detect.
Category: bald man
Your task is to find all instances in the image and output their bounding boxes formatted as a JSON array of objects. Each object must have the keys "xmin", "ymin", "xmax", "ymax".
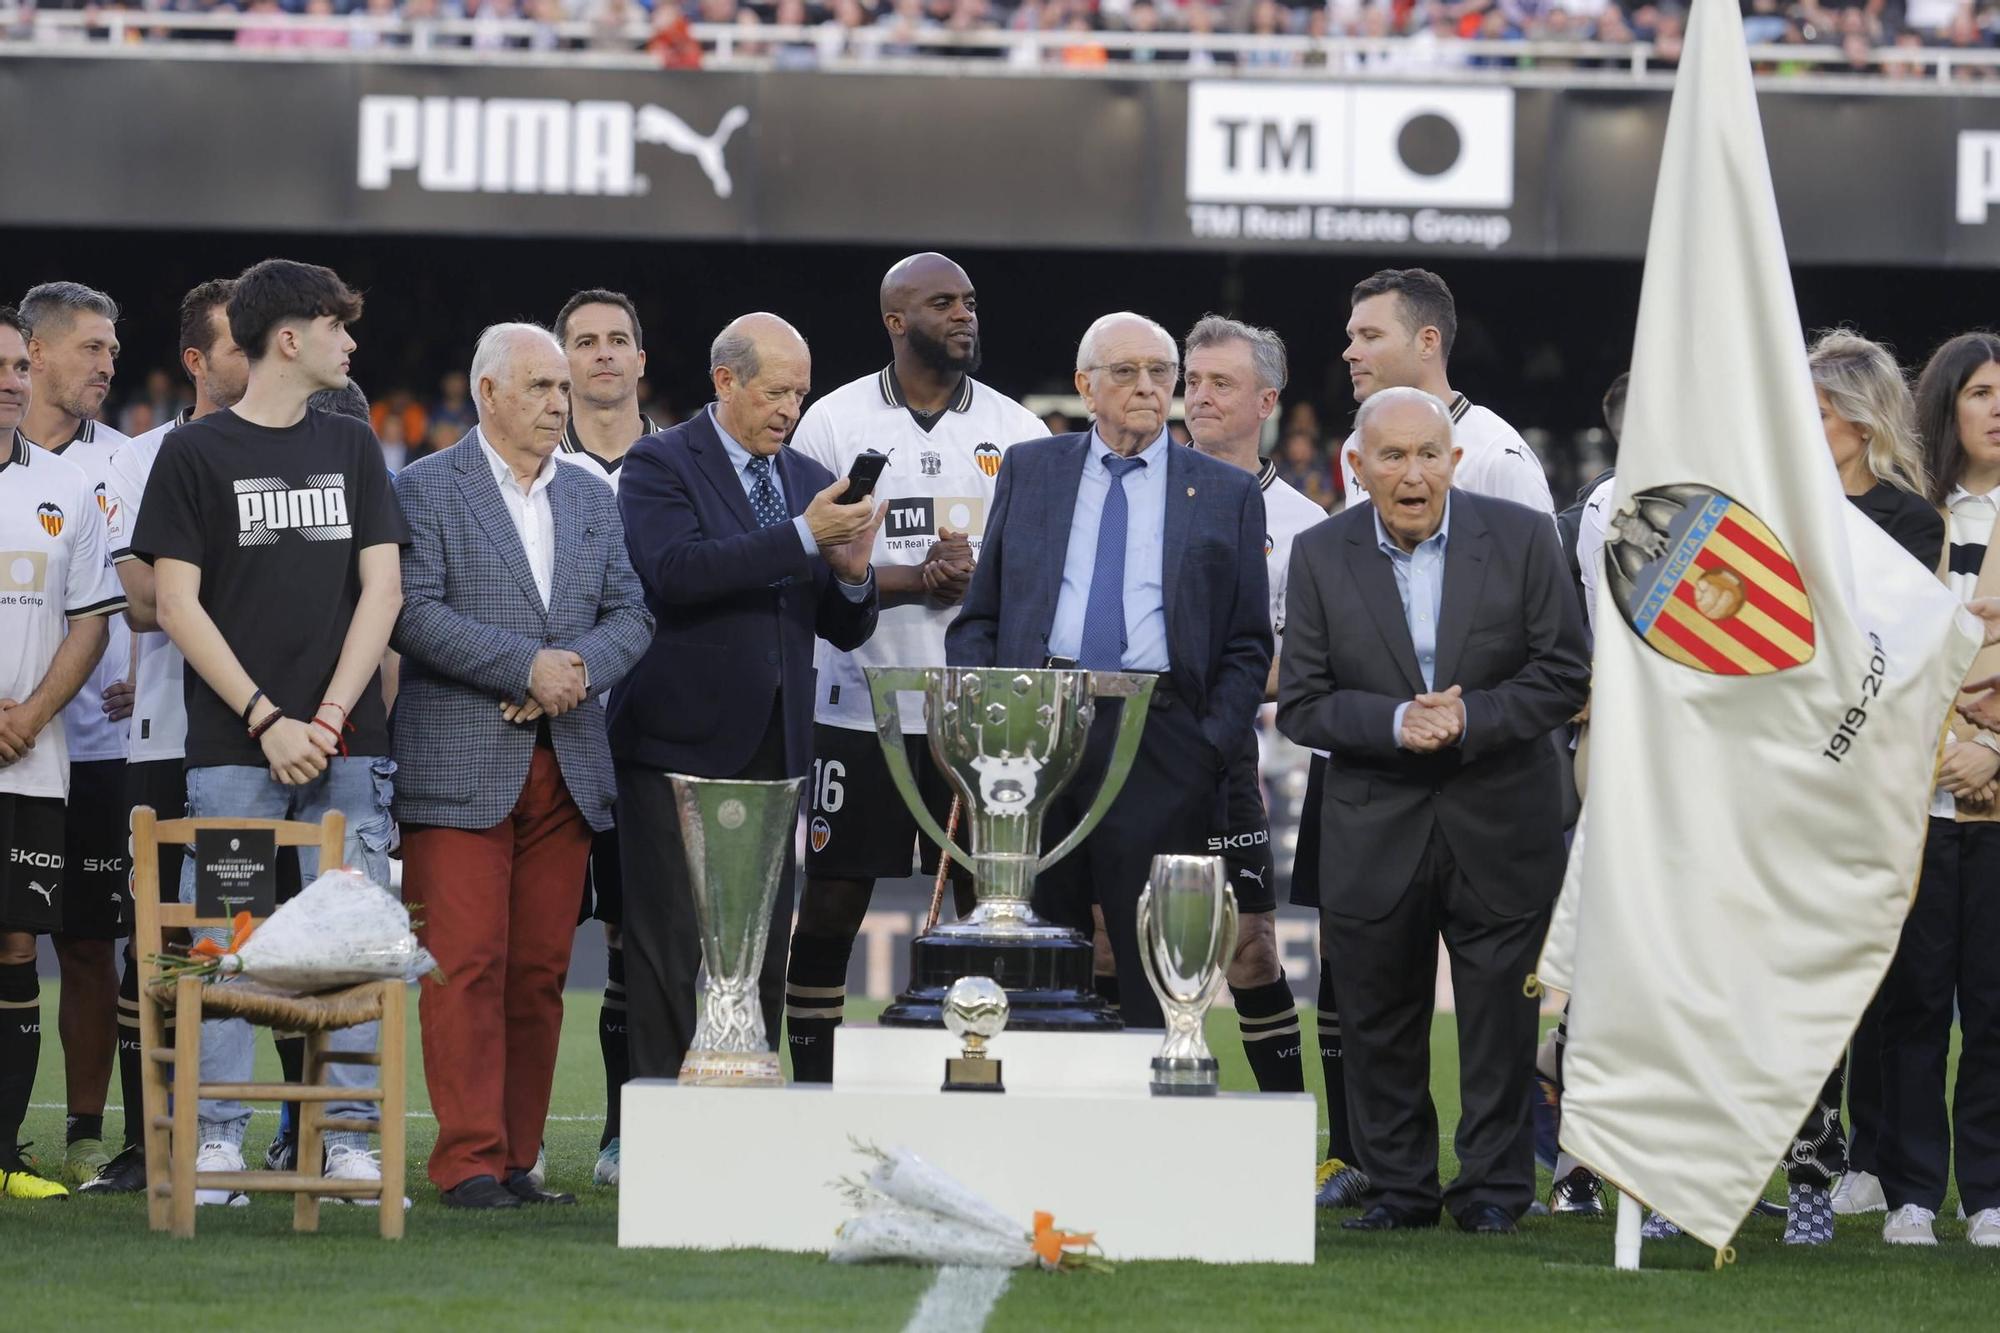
[
  {"xmin": 1277, "ymin": 388, "xmax": 1587, "ymax": 1234},
  {"xmin": 945, "ymin": 312, "xmax": 1271, "ymax": 1031},
  {"xmin": 781, "ymin": 253, "xmax": 1046, "ymax": 1083},
  {"xmin": 610, "ymin": 313, "xmax": 884, "ymax": 1080}
]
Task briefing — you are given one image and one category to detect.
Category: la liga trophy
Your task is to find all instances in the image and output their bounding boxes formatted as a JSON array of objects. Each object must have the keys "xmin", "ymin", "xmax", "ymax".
[{"xmin": 864, "ymin": 666, "xmax": 1154, "ymax": 1031}]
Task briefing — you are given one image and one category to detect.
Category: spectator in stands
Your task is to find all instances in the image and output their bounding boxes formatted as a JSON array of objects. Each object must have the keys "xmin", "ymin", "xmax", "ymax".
[
  {"xmin": 373, "ymin": 387, "xmax": 429, "ymax": 451},
  {"xmin": 1117, "ymin": 0, "xmax": 1165, "ymax": 61},
  {"xmin": 648, "ymin": 1, "xmax": 704, "ymax": 66},
  {"xmin": 348, "ymin": 0, "xmax": 409, "ymax": 51},
  {"xmin": 1883, "ymin": 28, "xmax": 1928, "ymax": 78},
  {"xmin": 1276, "ymin": 427, "xmax": 1341, "ymax": 508},
  {"xmin": 1945, "ymin": 5, "xmax": 1992, "ymax": 81},
  {"xmin": 1058, "ymin": 10, "xmax": 1108, "ymax": 64},
  {"xmin": 771, "ymin": 0, "xmax": 819, "ymax": 66},
  {"xmin": 431, "ymin": 368, "xmax": 476, "ymax": 442},
  {"xmin": 588, "ymin": 0, "xmax": 639, "ymax": 49},
  {"xmin": 877, "ymin": 0, "xmax": 937, "ymax": 56},
  {"xmin": 1242, "ymin": 0, "xmax": 1293, "ymax": 65},
  {"xmin": 1184, "ymin": 3, "xmax": 1232, "ymax": 67}
]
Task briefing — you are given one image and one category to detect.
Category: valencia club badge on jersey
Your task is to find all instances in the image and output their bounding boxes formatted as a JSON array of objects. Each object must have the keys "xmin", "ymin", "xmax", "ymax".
[{"xmin": 1604, "ymin": 483, "xmax": 1814, "ymax": 676}]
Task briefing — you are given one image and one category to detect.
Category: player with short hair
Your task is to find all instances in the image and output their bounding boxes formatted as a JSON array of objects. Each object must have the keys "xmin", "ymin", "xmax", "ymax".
[
  {"xmin": 0, "ymin": 303, "xmax": 126, "ymax": 1201},
  {"xmin": 782, "ymin": 253, "xmax": 1045, "ymax": 1083},
  {"xmin": 552, "ymin": 287, "xmax": 659, "ymax": 1188},
  {"xmin": 16, "ymin": 281, "xmax": 134, "ymax": 1189},
  {"xmin": 1182, "ymin": 313, "xmax": 1326, "ymax": 1095},
  {"xmin": 79, "ymin": 278, "xmax": 251, "ymax": 1195}
]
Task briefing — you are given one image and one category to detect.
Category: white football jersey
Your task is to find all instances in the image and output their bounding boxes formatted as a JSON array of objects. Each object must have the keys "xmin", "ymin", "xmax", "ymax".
[
  {"xmin": 552, "ymin": 412, "xmax": 658, "ymax": 496},
  {"xmin": 0, "ymin": 432, "xmax": 127, "ymax": 798},
  {"xmin": 106, "ymin": 412, "xmax": 188, "ymax": 763},
  {"xmin": 1259, "ymin": 462, "xmax": 1330, "ymax": 658},
  {"xmin": 38, "ymin": 419, "xmax": 132, "ymax": 764},
  {"xmin": 792, "ymin": 368, "xmax": 1047, "ymax": 732},
  {"xmin": 1576, "ymin": 470, "xmax": 1616, "ymax": 641},
  {"xmin": 1341, "ymin": 392, "xmax": 1554, "ymax": 516}
]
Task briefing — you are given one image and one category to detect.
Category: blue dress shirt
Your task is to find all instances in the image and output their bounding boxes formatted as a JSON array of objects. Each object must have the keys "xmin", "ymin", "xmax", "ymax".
[
  {"xmin": 1374, "ymin": 499, "xmax": 1456, "ymax": 748},
  {"xmin": 1047, "ymin": 428, "xmax": 1171, "ymax": 670},
  {"xmin": 709, "ymin": 404, "xmax": 870, "ymax": 598}
]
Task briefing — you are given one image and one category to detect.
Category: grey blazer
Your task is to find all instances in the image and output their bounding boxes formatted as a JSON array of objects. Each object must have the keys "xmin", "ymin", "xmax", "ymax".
[{"xmin": 390, "ymin": 433, "xmax": 654, "ymax": 832}]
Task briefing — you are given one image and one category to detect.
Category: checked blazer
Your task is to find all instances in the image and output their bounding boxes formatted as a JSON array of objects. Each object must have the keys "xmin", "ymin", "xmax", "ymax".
[{"xmin": 390, "ymin": 432, "xmax": 654, "ymax": 832}]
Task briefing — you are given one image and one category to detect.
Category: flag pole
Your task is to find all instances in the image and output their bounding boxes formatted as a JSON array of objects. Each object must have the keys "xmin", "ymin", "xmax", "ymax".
[{"xmin": 1614, "ymin": 1189, "xmax": 1643, "ymax": 1271}]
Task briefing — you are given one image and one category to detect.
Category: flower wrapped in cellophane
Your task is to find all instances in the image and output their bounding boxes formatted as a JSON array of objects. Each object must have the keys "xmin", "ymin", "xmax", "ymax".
[
  {"xmin": 158, "ymin": 868, "xmax": 438, "ymax": 995},
  {"xmin": 830, "ymin": 1142, "xmax": 1108, "ymax": 1272}
]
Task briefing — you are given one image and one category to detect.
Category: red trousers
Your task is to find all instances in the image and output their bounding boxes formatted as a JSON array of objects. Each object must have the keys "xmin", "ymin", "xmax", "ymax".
[{"xmin": 403, "ymin": 749, "xmax": 591, "ymax": 1191}]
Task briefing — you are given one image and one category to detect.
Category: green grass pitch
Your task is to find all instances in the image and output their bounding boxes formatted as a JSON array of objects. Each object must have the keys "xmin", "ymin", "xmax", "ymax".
[{"xmin": 10, "ymin": 991, "xmax": 1987, "ymax": 1330}]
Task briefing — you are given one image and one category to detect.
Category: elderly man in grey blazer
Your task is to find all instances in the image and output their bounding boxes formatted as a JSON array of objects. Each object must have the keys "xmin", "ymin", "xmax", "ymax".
[{"xmin": 391, "ymin": 323, "xmax": 652, "ymax": 1211}]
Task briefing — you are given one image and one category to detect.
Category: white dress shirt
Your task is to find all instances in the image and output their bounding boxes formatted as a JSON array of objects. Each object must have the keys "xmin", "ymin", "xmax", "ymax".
[{"xmin": 479, "ymin": 427, "xmax": 557, "ymax": 609}]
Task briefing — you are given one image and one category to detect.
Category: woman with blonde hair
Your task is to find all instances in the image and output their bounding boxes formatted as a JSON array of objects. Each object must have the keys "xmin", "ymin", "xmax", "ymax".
[{"xmin": 1810, "ymin": 329, "xmax": 1942, "ymax": 565}]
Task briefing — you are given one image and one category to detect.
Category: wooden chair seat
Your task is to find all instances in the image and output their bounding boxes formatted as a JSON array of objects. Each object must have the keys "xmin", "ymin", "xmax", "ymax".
[{"xmin": 150, "ymin": 977, "xmax": 388, "ymax": 1032}]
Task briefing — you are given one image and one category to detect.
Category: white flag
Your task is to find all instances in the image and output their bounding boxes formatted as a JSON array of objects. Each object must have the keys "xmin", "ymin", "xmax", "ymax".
[{"xmin": 1538, "ymin": 0, "xmax": 1979, "ymax": 1250}]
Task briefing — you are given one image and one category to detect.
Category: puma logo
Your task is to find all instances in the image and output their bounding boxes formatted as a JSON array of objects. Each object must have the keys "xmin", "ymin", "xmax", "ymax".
[
  {"xmin": 26, "ymin": 881, "xmax": 53, "ymax": 907},
  {"xmin": 1237, "ymin": 866, "xmax": 1267, "ymax": 889},
  {"xmin": 1504, "ymin": 446, "xmax": 1527, "ymax": 459},
  {"xmin": 635, "ymin": 105, "xmax": 751, "ymax": 199}
]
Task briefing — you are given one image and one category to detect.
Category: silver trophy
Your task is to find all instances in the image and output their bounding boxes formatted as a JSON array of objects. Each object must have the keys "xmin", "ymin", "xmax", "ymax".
[
  {"xmin": 864, "ymin": 666, "xmax": 1155, "ymax": 1029},
  {"xmin": 1137, "ymin": 853, "xmax": 1238, "ymax": 1096},
  {"xmin": 941, "ymin": 975, "xmax": 1008, "ymax": 1093},
  {"xmin": 670, "ymin": 773, "xmax": 804, "ymax": 1086}
]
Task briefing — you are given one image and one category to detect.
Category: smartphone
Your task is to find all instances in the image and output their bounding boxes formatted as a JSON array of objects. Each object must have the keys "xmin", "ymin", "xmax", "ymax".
[{"xmin": 838, "ymin": 449, "xmax": 889, "ymax": 505}]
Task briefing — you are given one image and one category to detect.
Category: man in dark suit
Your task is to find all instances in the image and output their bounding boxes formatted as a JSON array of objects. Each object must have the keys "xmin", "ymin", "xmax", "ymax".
[
  {"xmin": 611, "ymin": 312, "xmax": 882, "ymax": 1080},
  {"xmin": 946, "ymin": 311, "xmax": 1271, "ymax": 1030},
  {"xmin": 392, "ymin": 324, "xmax": 653, "ymax": 1208},
  {"xmin": 1277, "ymin": 387, "xmax": 1588, "ymax": 1234}
]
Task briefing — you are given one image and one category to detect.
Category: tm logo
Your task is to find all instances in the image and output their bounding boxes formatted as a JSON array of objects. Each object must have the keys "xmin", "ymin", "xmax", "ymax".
[{"xmin": 358, "ymin": 97, "xmax": 749, "ymax": 199}]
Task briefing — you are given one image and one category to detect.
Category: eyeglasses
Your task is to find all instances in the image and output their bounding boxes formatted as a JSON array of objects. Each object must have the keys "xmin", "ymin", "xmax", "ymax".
[{"xmin": 1087, "ymin": 361, "xmax": 1180, "ymax": 387}]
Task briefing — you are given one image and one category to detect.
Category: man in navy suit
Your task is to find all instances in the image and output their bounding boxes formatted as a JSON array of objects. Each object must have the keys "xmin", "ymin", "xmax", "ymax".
[
  {"xmin": 611, "ymin": 313, "xmax": 882, "ymax": 1080},
  {"xmin": 946, "ymin": 312, "xmax": 1272, "ymax": 1030}
]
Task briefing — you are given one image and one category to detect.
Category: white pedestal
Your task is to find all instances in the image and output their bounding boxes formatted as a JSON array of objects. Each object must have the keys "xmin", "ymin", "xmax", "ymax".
[
  {"xmin": 833, "ymin": 1023, "xmax": 1161, "ymax": 1095},
  {"xmin": 620, "ymin": 1080, "xmax": 1316, "ymax": 1264}
]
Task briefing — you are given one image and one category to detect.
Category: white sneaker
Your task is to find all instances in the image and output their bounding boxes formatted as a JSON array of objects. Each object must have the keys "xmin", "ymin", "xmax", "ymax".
[
  {"xmin": 322, "ymin": 1143, "xmax": 411, "ymax": 1211},
  {"xmin": 1831, "ymin": 1170, "xmax": 1887, "ymax": 1215},
  {"xmin": 528, "ymin": 1144, "xmax": 547, "ymax": 1190},
  {"xmin": 1970, "ymin": 1208, "xmax": 2000, "ymax": 1248},
  {"xmin": 194, "ymin": 1140, "xmax": 249, "ymax": 1207},
  {"xmin": 594, "ymin": 1139, "xmax": 620, "ymax": 1188},
  {"xmin": 1883, "ymin": 1203, "xmax": 1938, "ymax": 1246}
]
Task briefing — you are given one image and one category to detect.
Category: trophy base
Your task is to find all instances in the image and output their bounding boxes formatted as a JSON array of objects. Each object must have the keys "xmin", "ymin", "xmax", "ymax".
[
  {"xmin": 942, "ymin": 1056, "xmax": 1006, "ymax": 1093},
  {"xmin": 677, "ymin": 1049, "xmax": 784, "ymax": 1087},
  {"xmin": 1149, "ymin": 1056, "xmax": 1221, "ymax": 1096},
  {"xmin": 880, "ymin": 930, "xmax": 1121, "ymax": 1031}
]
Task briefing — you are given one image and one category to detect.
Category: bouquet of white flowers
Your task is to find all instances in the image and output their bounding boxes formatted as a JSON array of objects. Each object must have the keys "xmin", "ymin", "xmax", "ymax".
[
  {"xmin": 160, "ymin": 868, "xmax": 438, "ymax": 995},
  {"xmin": 830, "ymin": 1143, "xmax": 1108, "ymax": 1272}
]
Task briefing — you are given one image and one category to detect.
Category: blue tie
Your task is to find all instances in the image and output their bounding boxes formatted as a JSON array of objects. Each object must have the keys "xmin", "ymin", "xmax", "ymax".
[
  {"xmin": 746, "ymin": 456, "xmax": 787, "ymax": 529},
  {"xmin": 1078, "ymin": 453, "xmax": 1146, "ymax": 671}
]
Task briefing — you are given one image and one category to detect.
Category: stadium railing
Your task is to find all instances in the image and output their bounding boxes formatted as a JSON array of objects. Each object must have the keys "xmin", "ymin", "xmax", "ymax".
[{"xmin": 9, "ymin": 8, "xmax": 2000, "ymax": 85}]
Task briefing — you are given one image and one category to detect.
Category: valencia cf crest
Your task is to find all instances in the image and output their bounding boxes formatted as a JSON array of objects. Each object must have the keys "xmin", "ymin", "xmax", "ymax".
[
  {"xmin": 920, "ymin": 450, "xmax": 942, "ymax": 477},
  {"xmin": 36, "ymin": 502, "xmax": 63, "ymax": 537},
  {"xmin": 1264, "ymin": 533, "xmax": 1275, "ymax": 557},
  {"xmin": 1605, "ymin": 484, "xmax": 1814, "ymax": 675},
  {"xmin": 93, "ymin": 482, "xmax": 108, "ymax": 514},
  {"xmin": 809, "ymin": 816, "xmax": 831, "ymax": 853},
  {"xmin": 974, "ymin": 443, "xmax": 1001, "ymax": 479}
]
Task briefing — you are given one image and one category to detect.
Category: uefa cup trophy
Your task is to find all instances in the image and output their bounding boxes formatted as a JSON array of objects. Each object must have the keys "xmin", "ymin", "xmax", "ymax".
[
  {"xmin": 865, "ymin": 666, "xmax": 1155, "ymax": 1030},
  {"xmin": 670, "ymin": 773, "xmax": 804, "ymax": 1086},
  {"xmin": 1136, "ymin": 853, "xmax": 1237, "ymax": 1096}
]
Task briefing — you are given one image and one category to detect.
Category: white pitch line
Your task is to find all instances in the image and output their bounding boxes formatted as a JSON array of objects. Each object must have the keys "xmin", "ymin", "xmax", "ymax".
[{"xmin": 903, "ymin": 1266, "xmax": 1012, "ymax": 1333}]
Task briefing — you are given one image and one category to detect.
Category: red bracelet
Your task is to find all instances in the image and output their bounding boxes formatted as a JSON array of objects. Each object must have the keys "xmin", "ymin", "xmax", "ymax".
[
  {"xmin": 310, "ymin": 715, "xmax": 352, "ymax": 757},
  {"xmin": 317, "ymin": 700, "xmax": 348, "ymax": 722},
  {"xmin": 248, "ymin": 707, "xmax": 284, "ymax": 741}
]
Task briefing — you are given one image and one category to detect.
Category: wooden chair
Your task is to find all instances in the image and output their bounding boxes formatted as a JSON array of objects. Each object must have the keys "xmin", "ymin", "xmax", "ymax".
[{"xmin": 130, "ymin": 806, "xmax": 407, "ymax": 1238}]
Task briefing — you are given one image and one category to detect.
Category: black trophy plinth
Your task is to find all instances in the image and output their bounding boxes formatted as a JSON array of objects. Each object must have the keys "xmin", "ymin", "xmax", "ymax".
[{"xmin": 879, "ymin": 930, "xmax": 1122, "ymax": 1031}]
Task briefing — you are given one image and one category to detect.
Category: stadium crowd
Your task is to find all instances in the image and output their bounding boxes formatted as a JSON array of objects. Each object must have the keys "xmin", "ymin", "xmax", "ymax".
[
  {"xmin": 9, "ymin": 0, "xmax": 2000, "ymax": 74},
  {"xmin": 0, "ymin": 255, "xmax": 1993, "ymax": 1252}
]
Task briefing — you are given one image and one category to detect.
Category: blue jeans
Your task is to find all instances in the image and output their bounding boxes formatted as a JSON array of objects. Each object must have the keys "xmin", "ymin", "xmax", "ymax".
[{"xmin": 180, "ymin": 757, "xmax": 397, "ymax": 1149}]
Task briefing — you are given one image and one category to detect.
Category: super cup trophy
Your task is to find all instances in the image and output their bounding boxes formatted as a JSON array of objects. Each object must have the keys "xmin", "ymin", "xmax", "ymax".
[
  {"xmin": 670, "ymin": 774, "xmax": 805, "ymax": 1086},
  {"xmin": 865, "ymin": 666, "xmax": 1155, "ymax": 1030},
  {"xmin": 1137, "ymin": 854, "xmax": 1238, "ymax": 1095}
]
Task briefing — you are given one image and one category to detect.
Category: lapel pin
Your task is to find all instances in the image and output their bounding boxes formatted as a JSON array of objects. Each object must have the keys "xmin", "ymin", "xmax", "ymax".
[{"xmin": 1186, "ymin": 487, "xmax": 1196, "ymax": 497}]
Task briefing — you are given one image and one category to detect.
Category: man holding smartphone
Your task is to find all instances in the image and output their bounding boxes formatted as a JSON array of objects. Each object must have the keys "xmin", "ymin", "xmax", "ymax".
[{"xmin": 781, "ymin": 253, "xmax": 1046, "ymax": 1083}]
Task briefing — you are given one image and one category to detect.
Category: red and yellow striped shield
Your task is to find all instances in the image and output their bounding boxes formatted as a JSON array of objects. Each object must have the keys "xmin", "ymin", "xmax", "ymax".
[
  {"xmin": 36, "ymin": 502, "xmax": 63, "ymax": 537},
  {"xmin": 1607, "ymin": 485, "xmax": 1814, "ymax": 676}
]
